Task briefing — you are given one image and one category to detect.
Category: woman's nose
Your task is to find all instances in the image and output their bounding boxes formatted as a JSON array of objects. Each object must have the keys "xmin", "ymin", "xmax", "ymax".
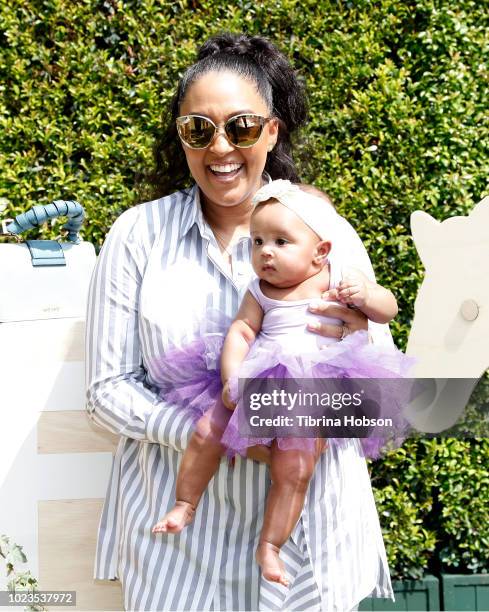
[{"xmin": 208, "ymin": 129, "xmax": 234, "ymax": 154}]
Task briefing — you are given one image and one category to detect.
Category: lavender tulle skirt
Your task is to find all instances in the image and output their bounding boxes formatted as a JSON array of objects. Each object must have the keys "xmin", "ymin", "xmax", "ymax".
[{"xmin": 154, "ymin": 323, "xmax": 414, "ymax": 460}]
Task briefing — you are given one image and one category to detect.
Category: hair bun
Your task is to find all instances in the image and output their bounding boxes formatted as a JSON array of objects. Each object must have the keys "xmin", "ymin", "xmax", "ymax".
[{"xmin": 197, "ymin": 33, "xmax": 256, "ymax": 61}]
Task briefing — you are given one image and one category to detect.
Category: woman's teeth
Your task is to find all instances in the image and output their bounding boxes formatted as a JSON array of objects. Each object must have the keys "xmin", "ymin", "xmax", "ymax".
[{"xmin": 209, "ymin": 163, "xmax": 243, "ymax": 175}]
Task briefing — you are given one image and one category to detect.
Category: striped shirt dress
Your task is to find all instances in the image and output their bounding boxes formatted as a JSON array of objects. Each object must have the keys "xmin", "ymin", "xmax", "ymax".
[{"xmin": 85, "ymin": 184, "xmax": 396, "ymax": 611}]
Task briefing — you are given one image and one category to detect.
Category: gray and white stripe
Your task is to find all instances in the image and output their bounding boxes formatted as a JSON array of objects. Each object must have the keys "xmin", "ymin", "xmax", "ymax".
[{"xmin": 85, "ymin": 184, "xmax": 395, "ymax": 611}]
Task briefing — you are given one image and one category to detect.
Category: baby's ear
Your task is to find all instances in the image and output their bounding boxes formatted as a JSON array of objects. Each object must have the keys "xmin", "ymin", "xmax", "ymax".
[{"xmin": 314, "ymin": 240, "xmax": 331, "ymax": 264}]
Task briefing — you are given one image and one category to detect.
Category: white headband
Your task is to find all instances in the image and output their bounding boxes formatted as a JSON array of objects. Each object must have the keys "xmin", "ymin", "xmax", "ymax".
[{"xmin": 252, "ymin": 179, "xmax": 338, "ymax": 242}]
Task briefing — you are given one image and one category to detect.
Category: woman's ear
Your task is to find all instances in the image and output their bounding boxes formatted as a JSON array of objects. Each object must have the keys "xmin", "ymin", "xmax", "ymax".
[
  {"xmin": 267, "ymin": 118, "xmax": 279, "ymax": 151},
  {"xmin": 314, "ymin": 240, "xmax": 331, "ymax": 265}
]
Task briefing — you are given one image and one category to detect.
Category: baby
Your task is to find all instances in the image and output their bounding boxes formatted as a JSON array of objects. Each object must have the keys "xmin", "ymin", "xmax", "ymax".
[{"xmin": 152, "ymin": 180, "xmax": 407, "ymax": 587}]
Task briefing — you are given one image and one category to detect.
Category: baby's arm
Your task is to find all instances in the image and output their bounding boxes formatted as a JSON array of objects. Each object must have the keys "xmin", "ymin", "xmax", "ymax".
[
  {"xmin": 333, "ymin": 268, "xmax": 398, "ymax": 324},
  {"xmin": 221, "ymin": 289, "xmax": 264, "ymax": 409}
]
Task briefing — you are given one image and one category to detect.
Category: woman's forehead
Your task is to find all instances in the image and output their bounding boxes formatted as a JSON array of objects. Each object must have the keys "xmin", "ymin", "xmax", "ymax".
[{"xmin": 179, "ymin": 70, "xmax": 269, "ymax": 117}]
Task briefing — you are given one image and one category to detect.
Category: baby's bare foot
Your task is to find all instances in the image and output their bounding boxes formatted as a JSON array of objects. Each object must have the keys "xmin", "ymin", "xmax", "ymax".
[
  {"xmin": 256, "ymin": 541, "xmax": 289, "ymax": 587},
  {"xmin": 152, "ymin": 501, "xmax": 195, "ymax": 534}
]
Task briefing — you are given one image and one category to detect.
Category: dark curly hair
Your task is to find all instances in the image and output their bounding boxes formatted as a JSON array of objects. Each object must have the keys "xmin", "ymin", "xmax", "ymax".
[{"xmin": 142, "ymin": 32, "xmax": 308, "ymax": 199}]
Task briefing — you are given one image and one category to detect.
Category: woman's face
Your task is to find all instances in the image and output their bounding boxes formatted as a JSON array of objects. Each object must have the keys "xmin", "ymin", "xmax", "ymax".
[{"xmin": 178, "ymin": 71, "xmax": 279, "ymax": 211}]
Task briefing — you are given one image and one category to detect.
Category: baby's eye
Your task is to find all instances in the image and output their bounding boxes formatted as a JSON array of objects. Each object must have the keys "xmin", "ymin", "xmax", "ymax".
[
  {"xmin": 276, "ymin": 238, "xmax": 288, "ymax": 246},
  {"xmin": 254, "ymin": 237, "xmax": 263, "ymax": 246}
]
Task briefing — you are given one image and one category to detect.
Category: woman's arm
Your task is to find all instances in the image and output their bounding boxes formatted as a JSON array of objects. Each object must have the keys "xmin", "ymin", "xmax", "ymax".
[
  {"xmin": 307, "ymin": 216, "xmax": 395, "ymax": 345},
  {"xmin": 220, "ymin": 289, "xmax": 264, "ymax": 408},
  {"xmin": 85, "ymin": 206, "xmax": 195, "ymax": 452}
]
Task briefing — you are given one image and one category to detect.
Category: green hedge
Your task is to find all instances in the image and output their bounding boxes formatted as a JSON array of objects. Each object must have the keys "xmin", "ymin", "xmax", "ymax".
[
  {"xmin": 370, "ymin": 437, "xmax": 489, "ymax": 579},
  {"xmin": 433, "ymin": 438, "xmax": 489, "ymax": 574},
  {"xmin": 1, "ymin": 0, "xmax": 488, "ymax": 581}
]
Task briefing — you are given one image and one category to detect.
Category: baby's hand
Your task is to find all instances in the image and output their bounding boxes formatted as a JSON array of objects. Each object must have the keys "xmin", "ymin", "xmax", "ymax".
[
  {"xmin": 336, "ymin": 271, "xmax": 370, "ymax": 308},
  {"xmin": 222, "ymin": 380, "xmax": 236, "ymax": 411}
]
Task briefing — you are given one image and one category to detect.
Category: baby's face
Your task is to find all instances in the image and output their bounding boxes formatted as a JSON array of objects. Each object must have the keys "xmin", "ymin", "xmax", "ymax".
[{"xmin": 250, "ymin": 200, "xmax": 328, "ymax": 288}]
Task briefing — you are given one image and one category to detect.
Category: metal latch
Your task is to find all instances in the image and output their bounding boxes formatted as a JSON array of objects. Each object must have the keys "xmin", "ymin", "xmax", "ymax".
[
  {"xmin": 0, "ymin": 219, "xmax": 23, "ymax": 242},
  {"xmin": 0, "ymin": 218, "xmax": 14, "ymax": 235}
]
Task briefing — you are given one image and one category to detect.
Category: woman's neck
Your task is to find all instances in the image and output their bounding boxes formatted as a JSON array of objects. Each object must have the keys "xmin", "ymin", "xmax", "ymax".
[
  {"xmin": 199, "ymin": 173, "xmax": 268, "ymax": 238},
  {"xmin": 202, "ymin": 198, "xmax": 253, "ymax": 237}
]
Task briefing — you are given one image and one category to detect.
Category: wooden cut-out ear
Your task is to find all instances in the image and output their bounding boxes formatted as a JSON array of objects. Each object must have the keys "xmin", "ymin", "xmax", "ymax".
[
  {"xmin": 470, "ymin": 195, "xmax": 489, "ymax": 225},
  {"xmin": 410, "ymin": 210, "xmax": 440, "ymax": 269}
]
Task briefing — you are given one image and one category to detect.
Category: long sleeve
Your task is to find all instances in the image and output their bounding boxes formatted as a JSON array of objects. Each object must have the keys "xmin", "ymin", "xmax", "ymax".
[{"xmin": 84, "ymin": 205, "xmax": 194, "ymax": 451}]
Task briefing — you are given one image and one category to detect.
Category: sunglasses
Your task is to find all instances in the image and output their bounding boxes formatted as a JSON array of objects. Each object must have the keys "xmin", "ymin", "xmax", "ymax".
[{"xmin": 176, "ymin": 113, "xmax": 273, "ymax": 149}]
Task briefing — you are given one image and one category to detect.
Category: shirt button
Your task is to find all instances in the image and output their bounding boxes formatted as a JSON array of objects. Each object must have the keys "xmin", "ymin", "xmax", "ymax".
[{"xmin": 235, "ymin": 263, "xmax": 249, "ymax": 276}]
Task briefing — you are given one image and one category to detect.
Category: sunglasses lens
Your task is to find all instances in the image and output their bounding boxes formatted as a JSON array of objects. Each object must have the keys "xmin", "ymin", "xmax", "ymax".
[
  {"xmin": 177, "ymin": 116, "xmax": 215, "ymax": 148},
  {"xmin": 226, "ymin": 115, "xmax": 264, "ymax": 147},
  {"xmin": 177, "ymin": 114, "xmax": 267, "ymax": 149}
]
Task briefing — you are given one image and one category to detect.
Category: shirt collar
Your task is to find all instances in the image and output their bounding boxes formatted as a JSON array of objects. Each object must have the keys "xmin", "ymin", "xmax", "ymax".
[
  {"xmin": 178, "ymin": 184, "xmax": 206, "ymax": 239},
  {"xmin": 178, "ymin": 172, "xmax": 273, "ymax": 240}
]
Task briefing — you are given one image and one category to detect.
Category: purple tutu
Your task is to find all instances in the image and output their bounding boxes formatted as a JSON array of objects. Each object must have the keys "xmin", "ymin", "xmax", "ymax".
[
  {"xmin": 222, "ymin": 330, "xmax": 414, "ymax": 459},
  {"xmin": 154, "ymin": 327, "xmax": 414, "ymax": 460},
  {"xmin": 156, "ymin": 334, "xmax": 224, "ymax": 421}
]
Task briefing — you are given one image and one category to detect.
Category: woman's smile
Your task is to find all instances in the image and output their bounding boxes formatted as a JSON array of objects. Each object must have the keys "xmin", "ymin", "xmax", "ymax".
[{"xmin": 207, "ymin": 161, "xmax": 244, "ymax": 181}]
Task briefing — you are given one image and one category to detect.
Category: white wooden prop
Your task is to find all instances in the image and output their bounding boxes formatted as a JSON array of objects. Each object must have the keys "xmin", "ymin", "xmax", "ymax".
[
  {"xmin": 0, "ymin": 280, "xmax": 122, "ymax": 608},
  {"xmin": 406, "ymin": 196, "xmax": 489, "ymax": 432}
]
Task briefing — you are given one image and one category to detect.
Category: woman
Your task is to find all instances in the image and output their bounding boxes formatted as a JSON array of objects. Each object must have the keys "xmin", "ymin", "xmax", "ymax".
[{"xmin": 85, "ymin": 33, "xmax": 395, "ymax": 611}]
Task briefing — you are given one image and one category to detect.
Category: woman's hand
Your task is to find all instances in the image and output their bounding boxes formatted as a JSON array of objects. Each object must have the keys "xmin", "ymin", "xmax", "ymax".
[
  {"xmin": 246, "ymin": 444, "xmax": 272, "ymax": 465},
  {"xmin": 246, "ymin": 440, "xmax": 328, "ymax": 466},
  {"xmin": 314, "ymin": 438, "xmax": 328, "ymax": 459},
  {"xmin": 307, "ymin": 293, "xmax": 369, "ymax": 340},
  {"xmin": 222, "ymin": 380, "xmax": 236, "ymax": 411}
]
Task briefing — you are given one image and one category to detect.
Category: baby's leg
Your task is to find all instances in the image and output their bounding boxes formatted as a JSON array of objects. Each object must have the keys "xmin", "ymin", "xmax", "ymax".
[
  {"xmin": 256, "ymin": 442, "xmax": 318, "ymax": 586},
  {"xmin": 152, "ymin": 408, "xmax": 227, "ymax": 534}
]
